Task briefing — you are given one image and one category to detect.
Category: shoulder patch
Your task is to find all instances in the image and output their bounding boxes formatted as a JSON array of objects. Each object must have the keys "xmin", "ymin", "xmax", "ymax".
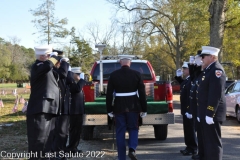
[{"xmin": 215, "ymin": 70, "xmax": 222, "ymax": 78}]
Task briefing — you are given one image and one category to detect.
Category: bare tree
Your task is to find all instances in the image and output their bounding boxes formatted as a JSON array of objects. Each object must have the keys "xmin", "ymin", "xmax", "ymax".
[
  {"xmin": 85, "ymin": 20, "xmax": 116, "ymax": 45},
  {"xmin": 7, "ymin": 36, "xmax": 23, "ymax": 64},
  {"xmin": 106, "ymin": 0, "xmax": 201, "ymax": 68}
]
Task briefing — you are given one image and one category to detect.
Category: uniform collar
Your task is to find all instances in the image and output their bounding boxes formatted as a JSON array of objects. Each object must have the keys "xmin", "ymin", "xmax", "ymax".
[
  {"xmin": 121, "ymin": 65, "xmax": 130, "ymax": 68},
  {"xmin": 205, "ymin": 61, "xmax": 216, "ymax": 70},
  {"xmin": 186, "ymin": 75, "xmax": 190, "ymax": 79}
]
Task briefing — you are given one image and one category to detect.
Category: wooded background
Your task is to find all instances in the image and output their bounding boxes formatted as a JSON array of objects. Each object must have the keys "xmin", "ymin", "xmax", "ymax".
[{"xmin": 1, "ymin": 0, "xmax": 240, "ymax": 82}]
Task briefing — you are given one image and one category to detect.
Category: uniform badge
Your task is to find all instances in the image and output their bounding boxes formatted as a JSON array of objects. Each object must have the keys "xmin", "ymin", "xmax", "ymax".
[{"xmin": 215, "ymin": 70, "xmax": 222, "ymax": 78}]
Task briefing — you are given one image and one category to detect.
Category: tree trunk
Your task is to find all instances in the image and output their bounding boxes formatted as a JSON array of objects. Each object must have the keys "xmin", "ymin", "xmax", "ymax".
[
  {"xmin": 209, "ymin": 0, "xmax": 227, "ymax": 62},
  {"xmin": 175, "ymin": 24, "xmax": 181, "ymax": 69}
]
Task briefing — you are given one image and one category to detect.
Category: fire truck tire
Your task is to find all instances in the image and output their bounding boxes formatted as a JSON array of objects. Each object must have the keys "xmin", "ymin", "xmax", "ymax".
[
  {"xmin": 82, "ymin": 126, "xmax": 94, "ymax": 140},
  {"xmin": 153, "ymin": 124, "xmax": 168, "ymax": 140}
]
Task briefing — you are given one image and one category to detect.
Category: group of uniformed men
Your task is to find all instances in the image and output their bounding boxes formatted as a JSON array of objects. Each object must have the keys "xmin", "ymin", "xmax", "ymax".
[
  {"xmin": 175, "ymin": 46, "xmax": 226, "ymax": 160},
  {"xmin": 26, "ymin": 45, "xmax": 86, "ymax": 160},
  {"xmin": 25, "ymin": 44, "xmax": 226, "ymax": 160}
]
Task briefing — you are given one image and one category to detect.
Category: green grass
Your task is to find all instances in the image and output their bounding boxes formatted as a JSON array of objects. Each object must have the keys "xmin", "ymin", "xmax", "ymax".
[
  {"xmin": 0, "ymin": 94, "xmax": 29, "ymax": 155},
  {"xmin": 0, "ymin": 83, "xmax": 20, "ymax": 88}
]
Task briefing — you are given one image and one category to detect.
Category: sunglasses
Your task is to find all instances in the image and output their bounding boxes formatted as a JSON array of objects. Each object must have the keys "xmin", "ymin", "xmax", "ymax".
[{"xmin": 200, "ymin": 54, "xmax": 211, "ymax": 59}]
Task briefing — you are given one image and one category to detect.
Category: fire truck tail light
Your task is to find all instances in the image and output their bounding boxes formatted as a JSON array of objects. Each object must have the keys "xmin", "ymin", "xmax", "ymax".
[
  {"xmin": 83, "ymin": 83, "xmax": 95, "ymax": 102},
  {"xmin": 168, "ymin": 103, "xmax": 173, "ymax": 112}
]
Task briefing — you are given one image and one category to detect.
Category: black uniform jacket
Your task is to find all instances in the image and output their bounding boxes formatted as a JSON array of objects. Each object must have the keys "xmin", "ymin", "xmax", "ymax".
[
  {"xmin": 53, "ymin": 61, "xmax": 70, "ymax": 115},
  {"xmin": 106, "ymin": 66, "xmax": 147, "ymax": 114},
  {"xmin": 27, "ymin": 59, "xmax": 60, "ymax": 115},
  {"xmin": 68, "ymin": 72, "xmax": 86, "ymax": 115},
  {"xmin": 175, "ymin": 75, "xmax": 191, "ymax": 115},
  {"xmin": 197, "ymin": 61, "xmax": 226, "ymax": 121},
  {"xmin": 188, "ymin": 65, "xmax": 202, "ymax": 116}
]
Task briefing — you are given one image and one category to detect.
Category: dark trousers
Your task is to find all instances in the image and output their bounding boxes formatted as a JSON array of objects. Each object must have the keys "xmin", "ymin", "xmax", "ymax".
[
  {"xmin": 196, "ymin": 119, "xmax": 204, "ymax": 159},
  {"xmin": 115, "ymin": 112, "xmax": 139, "ymax": 160},
  {"xmin": 182, "ymin": 115, "xmax": 198, "ymax": 151},
  {"xmin": 52, "ymin": 115, "xmax": 69, "ymax": 156},
  {"xmin": 66, "ymin": 114, "xmax": 83, "ymax": 152},
  {"xmin": 27, "ymin": 113, "xmax": 56, "ymax": 160},
  {"xmin": 200, "ymin": 120, "xmax": 223, "ymax": 160}
]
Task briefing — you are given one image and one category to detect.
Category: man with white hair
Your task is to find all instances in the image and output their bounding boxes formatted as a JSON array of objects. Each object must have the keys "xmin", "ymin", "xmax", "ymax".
[
  {"xmin": 197, "ymin": 46, "xmax": 226, "ymax": 160},
  {"xmin": 26, "ymin": 45, "xmax": 61, "ymax": 159}
]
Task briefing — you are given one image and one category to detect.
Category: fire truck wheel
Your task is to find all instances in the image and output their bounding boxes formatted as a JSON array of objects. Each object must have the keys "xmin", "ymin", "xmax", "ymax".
[
  {"xmin": 153, "ymin": 124, "xmax": 168, "ymax": 140},
  {"xmin": 82, "ymin": 126, "xmax": 94, "ymax": 140}
]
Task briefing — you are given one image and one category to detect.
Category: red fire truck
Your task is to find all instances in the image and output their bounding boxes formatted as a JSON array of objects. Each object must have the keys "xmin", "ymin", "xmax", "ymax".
[{"xmin": 82, "ymin": 55, "xmax": 174, "ymax": 140}]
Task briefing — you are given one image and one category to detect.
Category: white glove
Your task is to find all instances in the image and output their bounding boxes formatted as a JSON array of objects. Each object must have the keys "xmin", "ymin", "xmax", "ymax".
[
  {"xmin": 68, "ymin": 66, "xmax": 72, "ymax": 71},
  {"xmin": 195, "ymin": 56, "xmax": 202, "ymax": 66},
  {"xmin": 60, "ymin": 57, "xmax": 69, "ymax": 63},
  {"xmin": 50, "ymin": 52, "xmax": 58, "ymax": 57},
  {"xmin": 205, "ymin": 116, "xmax": 214, "ymax": 125},
  {"xmin": 189, "ymin": 56, "xmax": 195, "ymax": 64},
  {"xmin": 140, "ymin": 112, "xmax": 147, "ymax": 118},
  {"xmin": 108, "ymin": 112, "xmax": 114, "ymax": 118},
  {"xmin": 185, "ymin": 112, "xmax": 193, "ymax": 119},
  {"xmin": 176, "ymin": 69, "xmax": 183, "ymax": 77},
  {"xmin": 197, "ymin": 117, "xmax": 200, "ymax": 122},
  {"xmin": 80, "ymin": 73, "xmax": 84, "ymax": 79}
]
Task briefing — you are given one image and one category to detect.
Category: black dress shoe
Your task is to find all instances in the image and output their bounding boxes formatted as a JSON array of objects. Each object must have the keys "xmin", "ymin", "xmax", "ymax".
[
  {"xmin": 192, "ymin": 154, "xmax": 201, "ymax": 159},
  {"xmin": 180, "ymin": 149, "xmax": 197, "ymax": 156},
  {"xmin": 128, "ymin": 151, "xmax": 137, "ymax": 160}
]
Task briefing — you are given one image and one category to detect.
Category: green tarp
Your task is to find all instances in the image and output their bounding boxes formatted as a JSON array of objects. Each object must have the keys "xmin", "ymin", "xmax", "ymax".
[
  {"xmin": 94, "ymin": 97, "xmax": 154, "ymax": 102},
  {"xmin": 84, "ymin": 100, "xmax": 168, "ymax": 114}
]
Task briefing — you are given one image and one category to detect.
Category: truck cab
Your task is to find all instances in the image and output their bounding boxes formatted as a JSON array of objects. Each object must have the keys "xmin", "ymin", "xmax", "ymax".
[{"xmin": 82, "ymin": 55, "xmax": 175, "ymax": 140}]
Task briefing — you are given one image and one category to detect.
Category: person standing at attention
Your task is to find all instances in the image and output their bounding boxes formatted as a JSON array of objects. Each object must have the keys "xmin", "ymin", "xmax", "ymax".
[
  {"xmin": 106, "ymin": 56, "xmax": 147, "ymax": 160},
  {"xmin": 175, "ymin": 62, "xmax": 198, "ymax": 156},
  {"xmin": 197, "ymin": 46, "xmax": 226, "ymax": 160}
]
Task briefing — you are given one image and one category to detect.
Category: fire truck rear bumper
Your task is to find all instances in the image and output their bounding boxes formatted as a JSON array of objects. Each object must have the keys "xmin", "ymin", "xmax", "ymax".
[
  {"xmin": 83, "ymin": 114, "xmax": 108, "ymax": 125},
  {"xmin": 82, "ymin": 113, "xmax": 175, "ymax": 126},
  {"xmin": 142, "ymin": 113, "xmax": 174, "ymax": 125}
]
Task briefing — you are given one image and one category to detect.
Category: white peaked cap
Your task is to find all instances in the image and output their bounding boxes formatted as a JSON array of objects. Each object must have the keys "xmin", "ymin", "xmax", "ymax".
[
  {"xmin": 182, "ymin": 61, "xmax": 189, "ymax": 68},
  {"xmin": 71, "ymin": 67, "xmax": 81, "ymax": 73},
  {"xmin": 118, "ymin": 55, "xmax": 134, "ymax": 60},
  {"xmin": 201, "ymin": 46, "xmax": 220, "ymax": 56},
  {"xmin": 34, "ymin": 45, "xmax": 52, "ymax": 55}
]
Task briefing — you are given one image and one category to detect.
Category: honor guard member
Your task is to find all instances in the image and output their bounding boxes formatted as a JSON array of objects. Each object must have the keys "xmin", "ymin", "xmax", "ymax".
[
  {"xmin": 51, "ymin": 50, "xmax": 70, "ymax": 159},
  {"xmin": 106, "ymin": 56, "xmax": 147, "ymax": 160},
  {"xmin": 66, "ymin": 67, "xmax": 86, "ymax": 154},
  {"xmin": 197, "ymin": 46, "xmax": 226, "ymax": 160},
  {"xmin": 27, "ymin": 45, "xmax": 61, "ymax": 159},
  {"xmin": 175, "ymin": 62, "xmax": 198, "ymax": 156},
  {"xmin": 187, "ymin": 51, "xmax": 204, "ymax": 160}
]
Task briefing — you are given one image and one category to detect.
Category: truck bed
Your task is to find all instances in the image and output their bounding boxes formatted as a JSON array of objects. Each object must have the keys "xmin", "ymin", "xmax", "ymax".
[{"xmin": 84, "ymin": 97, "xmax": 168, "ymax": 114}]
